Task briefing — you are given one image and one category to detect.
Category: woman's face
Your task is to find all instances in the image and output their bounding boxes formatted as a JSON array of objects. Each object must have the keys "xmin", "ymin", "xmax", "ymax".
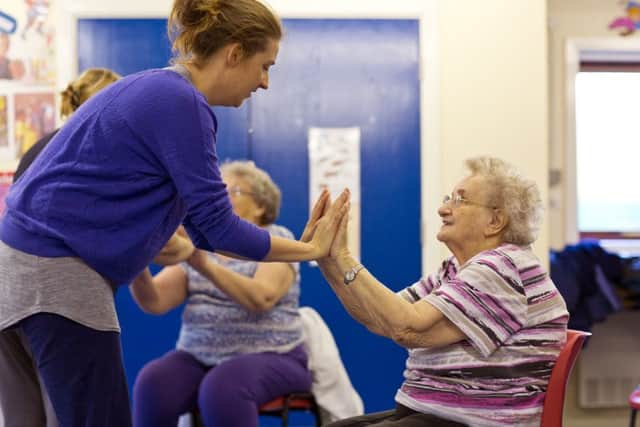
[
  {"xmin": 223, "ymin": 38, "xmax": 279, "ymax": 107},
  {"xmin": 436, "ymin": 175, "xmax": 495, "ymax": 254},
  {"xmin": 223, "ymin": 173, "xmax": 265, "ymax": 226}
]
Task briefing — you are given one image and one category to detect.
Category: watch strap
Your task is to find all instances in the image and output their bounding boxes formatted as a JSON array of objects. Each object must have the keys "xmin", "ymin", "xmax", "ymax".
[{"xmin": 344, "ymin": 263, "xmax": 365, "ymax": 285}]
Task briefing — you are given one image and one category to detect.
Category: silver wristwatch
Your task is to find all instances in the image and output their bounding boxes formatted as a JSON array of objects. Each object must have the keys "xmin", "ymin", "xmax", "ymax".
[{"xmin": 343, "ymin": 263, "xmax": 365, "ymax": 285}]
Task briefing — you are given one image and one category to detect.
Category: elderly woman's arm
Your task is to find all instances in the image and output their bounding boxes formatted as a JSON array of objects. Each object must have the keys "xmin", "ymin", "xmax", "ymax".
[
  {"xmin": 187, "ymin": 250, "xmax": 295, "ymax": 313},
  {"xmin": 318, "ymin": 258, "xmax": 464, "ymax": 348},
  {"xmin": 129, "ymin": 266, "xmax": 189, "ymax": 315},
  {"xmin": 317, "ymin": 216, "xmax": 466, "ymax": 349}
]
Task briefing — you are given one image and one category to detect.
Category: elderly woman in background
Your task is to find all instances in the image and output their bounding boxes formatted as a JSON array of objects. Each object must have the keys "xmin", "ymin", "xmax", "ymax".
[
  {"xmin": 131, "ymin": 161, "xmax": 311, "ymax": 427},
  {"xmin": 306, "ymin": 156, "xmax": 568, "ymax": 427}
]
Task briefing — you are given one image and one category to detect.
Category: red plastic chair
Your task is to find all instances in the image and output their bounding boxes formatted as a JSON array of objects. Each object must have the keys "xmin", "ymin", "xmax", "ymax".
[
  {"xmin": 540, "ymin": 329, "xmax": 591, "ymax": 427},
  {"xmin": 191, "ymin": 392, "xmax": 321, "ymax": 427},
  {"xmin": 629, "ymin": 385, "xmax": 640, "ymax": 427},
  {"xmin": 258, "ymin": 392, "xmax": 321, "ymax": 427}
]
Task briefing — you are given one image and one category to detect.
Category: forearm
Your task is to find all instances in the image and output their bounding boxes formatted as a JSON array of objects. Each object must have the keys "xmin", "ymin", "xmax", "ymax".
[
  {"xmin": 130, "ymin": 269, "xmax": 168, "ymax": 314},
  {"xmin": 317, "ymin": 260, "xmax": 382, "ymax": 334},
  {"xmin": 129, "ymin": 267, "xmax": 187, "ymax": 315},
  {"xmin": 318, "ymin": 258, "xmax": 409, "ymax": 338},
  {"xmin": 395, "ymin": 316, "xmax": 466, "ymax": 349},
  {"xmin": 328, "ymin": 258, "xmax": 463, "ymax": 347},
  {"xmin": 262, "ymin": 235, "xmax": 317, "ymax": 262},
  {"xmin": 190, "ymin": 259, "xmax": 277, "ymax": 312}
]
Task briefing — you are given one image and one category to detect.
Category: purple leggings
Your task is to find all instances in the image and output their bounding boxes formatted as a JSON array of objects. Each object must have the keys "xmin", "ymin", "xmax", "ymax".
[{"xmin": 132, "ymin": 345, "xmax": 312, "ymax": 427}]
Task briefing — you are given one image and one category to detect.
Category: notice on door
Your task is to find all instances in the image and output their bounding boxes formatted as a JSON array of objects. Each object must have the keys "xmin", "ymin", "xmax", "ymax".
[{"xmin": 308, "ymin": 127, "xmax": 361, "ymax": 261}]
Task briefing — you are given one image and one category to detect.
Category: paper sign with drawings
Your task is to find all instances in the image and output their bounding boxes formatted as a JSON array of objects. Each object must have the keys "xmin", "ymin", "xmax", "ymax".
[{"xmin": 308, "ymin": 127, "xmax": 361, "ymax": 261}]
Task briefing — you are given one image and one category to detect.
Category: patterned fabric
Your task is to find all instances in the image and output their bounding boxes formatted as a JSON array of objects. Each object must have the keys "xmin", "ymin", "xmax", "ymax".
[
  {"xmin": 396, "ymin": 244, "xmax": 569, "ymax": 427},
  {"xmin": 176, "ymin": 224, "xmax": 304, "ymax": 366}
]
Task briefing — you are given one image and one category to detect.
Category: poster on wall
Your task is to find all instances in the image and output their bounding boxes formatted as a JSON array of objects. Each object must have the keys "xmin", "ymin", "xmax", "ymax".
[
  {"xmin": 14, "ymin": 91, "xmax": 54, "ymax": 156},
  {"xmin": 0, "ymin": 2, "xmax": 56, "ymax": 165},
  {"xmin": 308, "ymin": 127, "xmax": 361, "ymax": 261},
  {"xmin": 0, "ymin": 1, "xmax": 55, "ymax": 84}
]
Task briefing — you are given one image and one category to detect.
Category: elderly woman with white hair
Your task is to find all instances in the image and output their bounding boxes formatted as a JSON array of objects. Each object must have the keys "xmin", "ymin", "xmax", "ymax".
[
  {"xmin": 130, "ymin": 161, "xmax": 312, "ymax": 427},
  {"xmin": 305, "ymin": 156, "xmax": 569, "ymax": 427}
]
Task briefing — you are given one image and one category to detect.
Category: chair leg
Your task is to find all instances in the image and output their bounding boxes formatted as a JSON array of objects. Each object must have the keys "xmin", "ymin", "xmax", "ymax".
[
  {"xmin": 281, "ymin": 395, "xmax": 290, "ymax": 427},
  {"xmin": 631, "ymin": 408, "xmax": 637, "ymax": 427}
]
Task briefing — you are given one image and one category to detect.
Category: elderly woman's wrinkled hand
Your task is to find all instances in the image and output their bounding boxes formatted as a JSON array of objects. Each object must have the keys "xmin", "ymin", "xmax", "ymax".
[
  {"xmin": 186, "ymin": 248, "xmax": 209, "ymax": 272},
  {"xmin": 328, "ymin": 201, "xmax": 351, "ymax": 260},
  {"xmin": 308, "ymin": 188, "xmax": 350, "ymax": 259}
]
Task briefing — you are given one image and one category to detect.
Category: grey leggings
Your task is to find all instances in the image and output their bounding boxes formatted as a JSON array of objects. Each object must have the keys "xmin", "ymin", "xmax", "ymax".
[{"xmin": 0, "ymin": 328, "xmax": 59, "ymax": 427}]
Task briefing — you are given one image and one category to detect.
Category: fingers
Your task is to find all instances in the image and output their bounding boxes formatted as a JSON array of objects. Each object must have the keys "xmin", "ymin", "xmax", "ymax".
[
  {"xmin": 320, "ymin": 190, "xmax": 331, "ymax": 216},
  {"xmin": 336, "ymin": 201, "xmax": 350, "ymax": 239},
  {"xmin": 176, "ymin": 225, "xmax": 188, "ymax": 237},
  {"xmin": 328, "ymin": 201, "xmax": 350, "ymax": 259},
  {"xmin": 326, "ymin": 189, "xmax": 350, "ymax": 224},
  {"xmin": 310, "ymin": 189, "xmax": 330, "ymax": 222},
  {"xmin": 301, "ymin": 189, "xmax": 330, "ymax": 243}
]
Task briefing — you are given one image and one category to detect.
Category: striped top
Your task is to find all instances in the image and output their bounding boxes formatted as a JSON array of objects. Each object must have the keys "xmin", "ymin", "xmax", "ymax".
[
  {"xmin": 396, "ymin": 244, "xmax": 568, "ymax": 427},
  {"xmin": 176, "ymin": 224, "xmax": 304, "ymax": 366}
]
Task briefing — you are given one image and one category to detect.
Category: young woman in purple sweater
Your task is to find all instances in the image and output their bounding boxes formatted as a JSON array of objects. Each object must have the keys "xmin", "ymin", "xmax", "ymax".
[{"xmin": 0, "ymin": 1, "xmax": 348, "ymax": 425}]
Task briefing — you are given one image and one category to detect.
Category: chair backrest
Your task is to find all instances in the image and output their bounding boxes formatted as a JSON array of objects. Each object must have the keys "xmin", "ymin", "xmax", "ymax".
[{"xmin": 540, "ymin": 329, "xmax": 591, "ymax": 427}]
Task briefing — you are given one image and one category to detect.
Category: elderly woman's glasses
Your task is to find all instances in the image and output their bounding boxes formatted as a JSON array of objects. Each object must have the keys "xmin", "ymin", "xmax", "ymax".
[{"xmin": 442, "ymin": 194, "xmax": 496, "ymax": 209}]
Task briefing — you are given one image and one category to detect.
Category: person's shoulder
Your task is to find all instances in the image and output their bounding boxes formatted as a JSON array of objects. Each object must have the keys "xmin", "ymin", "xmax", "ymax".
[
  {"xmin": 494, "ymin": 243, "xmax": 540, "ymax": 267},
  {"xmin": 117, "ymin": 69, "xmax": 205, "ymax": 104},
  {"xmin": 266, "ymin": 224, "xmax": 295, "ymax": 240}
]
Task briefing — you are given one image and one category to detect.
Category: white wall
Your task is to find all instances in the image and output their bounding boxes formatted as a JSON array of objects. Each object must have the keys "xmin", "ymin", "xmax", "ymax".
[
  {"xmin": 548, "ymin": 2, "xmax": 640, "ymax": 426},
  {"xmin": 55, "ymin": 0, "xmax": 550, "ymax": 271},
  {"xmin": 548, "ymin": 0, "xmax": 640, "ymax": 249}
]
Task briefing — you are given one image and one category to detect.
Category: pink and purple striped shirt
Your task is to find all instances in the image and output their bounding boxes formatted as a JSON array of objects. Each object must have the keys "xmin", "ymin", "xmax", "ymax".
[{"xmin": 397, "ymin": 244, "xmax": 568, "ymax": 427}]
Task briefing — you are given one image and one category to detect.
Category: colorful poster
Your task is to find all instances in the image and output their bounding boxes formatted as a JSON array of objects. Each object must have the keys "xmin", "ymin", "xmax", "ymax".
[
  {"xmin": 0, "ymin": 2, "xmax": 56, "ymax": 165},
  {"xmin": 0, "ymin": 1, "xmax": 55, "ymax": 84},
  {"xmin": 14, "ymin": 91, "xmax": 54, "ymax": 156}
]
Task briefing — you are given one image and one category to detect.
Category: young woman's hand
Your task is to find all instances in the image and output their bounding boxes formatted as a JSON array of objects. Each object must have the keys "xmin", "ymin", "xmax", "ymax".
[
  {"xmin": 153, "ymin": 231, "xmax": 195, "ymax": 265},
  {"xmin": 300, "ymin": 188, "xmax": 330, "ymax": 243}
]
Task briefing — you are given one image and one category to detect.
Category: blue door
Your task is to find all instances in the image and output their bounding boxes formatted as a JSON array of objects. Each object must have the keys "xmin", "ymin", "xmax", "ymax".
[{"xmin": 78, "ymin": 17, "xmax": 421, "ymax": 414}]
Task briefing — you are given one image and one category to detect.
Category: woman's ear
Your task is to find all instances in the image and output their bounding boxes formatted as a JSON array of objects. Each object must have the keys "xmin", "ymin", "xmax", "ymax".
[
  {"xmin": 485, "ymin": 209, "xmax": 508, "ymax": 238},
  {"xmin": 226, "ymin": 43, "xmax": 245, "ymax": 66}
]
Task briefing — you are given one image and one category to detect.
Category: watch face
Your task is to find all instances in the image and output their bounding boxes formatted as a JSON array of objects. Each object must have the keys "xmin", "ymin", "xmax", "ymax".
[{"xmin": 345, "ymin": 271, "xmax": 356, "ymax": 281}]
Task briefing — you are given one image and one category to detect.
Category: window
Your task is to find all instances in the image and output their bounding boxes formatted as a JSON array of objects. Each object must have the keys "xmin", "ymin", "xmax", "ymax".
[{"xmin": 575, "ymin": 69, "xmax": 640, "ymax": 240}]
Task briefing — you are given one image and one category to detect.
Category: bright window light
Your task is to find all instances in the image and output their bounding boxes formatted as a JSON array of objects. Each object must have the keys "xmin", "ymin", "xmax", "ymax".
[{"xmin": 575, "ymin": 72, "xmax": 640, "ymax": 233}]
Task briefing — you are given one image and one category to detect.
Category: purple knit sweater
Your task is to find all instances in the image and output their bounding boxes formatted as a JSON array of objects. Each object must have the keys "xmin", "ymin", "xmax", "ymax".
[{"xmin": 0, "ymin": 69, "xmax": 270, "ymax": 284}]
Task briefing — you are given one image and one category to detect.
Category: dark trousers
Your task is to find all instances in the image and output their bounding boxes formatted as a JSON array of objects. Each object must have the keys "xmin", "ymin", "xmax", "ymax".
[
  {"xmin": 325, "ymin": 404, "xmax": 467, "ymax": 427},
  {"xmin": 17, "ymin": 313, "xmax": 131, "ymax": 427}
]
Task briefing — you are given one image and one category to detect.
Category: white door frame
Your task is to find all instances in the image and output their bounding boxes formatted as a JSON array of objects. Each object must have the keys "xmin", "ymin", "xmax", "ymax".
[{"xmin": 564, "ymin": 37, "xmax": 640, "ymax": 243}]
